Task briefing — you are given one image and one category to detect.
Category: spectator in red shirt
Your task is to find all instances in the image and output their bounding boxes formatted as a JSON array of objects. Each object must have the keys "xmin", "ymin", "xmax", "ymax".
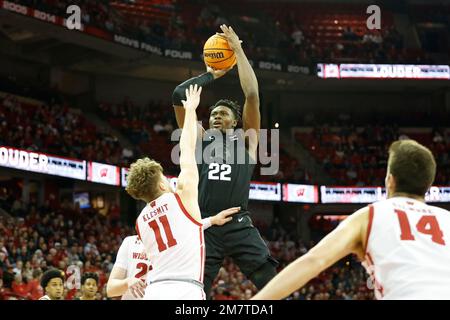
[
  {"xmin": 27, "ymin": 269, "xmax": 44, "ymax": 300},
  {"xmin": 11, "ymin": 274, "xmax": 30, "ymax": 299}
]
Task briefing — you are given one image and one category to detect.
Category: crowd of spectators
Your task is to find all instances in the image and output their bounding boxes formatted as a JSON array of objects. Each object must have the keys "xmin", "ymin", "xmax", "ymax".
[
  {"xmin": 295, "ymin": 116, "xmax": 450, "ymax": 186},
  {"xmin": 98, "ymin": 98, "xmax": 178, "ymax": 175},
  {"xmin": 2, "ymin": 76, "xmax": 449, "ymax": 187},
  {"xmin": 0, "ymin": 94, "xmax": 131, "ymax": 167},
  {"xmin": 0, "ymin": 75, "xmax": 305, "ymax": 183},
  {"xmin": 12, "ymin": 0, "xmax": 448, "ymax": 66},
  {"xmin": 0, "ymin": 187, "xmax": 131, "ymax": 300},
  {"xmin": 13, "ymin": 0, "xmax": 123, "ymax": 34},
  {"xmin": 274, "ymin": 15, "xmax": 417, "ymax": 65}
]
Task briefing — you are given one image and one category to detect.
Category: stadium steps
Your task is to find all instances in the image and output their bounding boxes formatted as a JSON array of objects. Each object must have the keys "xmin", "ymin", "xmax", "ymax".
[{"xmin": 281, "ymin": 130, "xmax": 334, "ymax": 185}]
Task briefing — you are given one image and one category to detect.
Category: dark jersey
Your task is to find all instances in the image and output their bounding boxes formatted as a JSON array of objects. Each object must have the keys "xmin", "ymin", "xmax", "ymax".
[{"xmin": 197, "ymin": 130, "xmax": 255, "ymax": 217}]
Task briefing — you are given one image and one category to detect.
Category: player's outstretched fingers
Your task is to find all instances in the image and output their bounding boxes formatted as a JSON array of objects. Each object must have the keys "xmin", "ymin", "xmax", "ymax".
[
  {"xmin": 135, "ymin": 282, "xmax": 145, "ymax": 298},
  {"xmin": 224, "ymin": 207, "xmax": 241, "ymax": 217}
]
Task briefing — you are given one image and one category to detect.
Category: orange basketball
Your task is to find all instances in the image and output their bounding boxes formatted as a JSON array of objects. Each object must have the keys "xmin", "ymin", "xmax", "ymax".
[{"xmin": 203, "ymin": 34, "xmax": 236, "ymax": 70}]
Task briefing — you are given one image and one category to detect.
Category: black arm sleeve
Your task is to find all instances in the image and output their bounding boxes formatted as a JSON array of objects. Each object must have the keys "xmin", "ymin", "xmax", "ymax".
[{"xmin": 172, "ymin": 72, "xmax": 214, "ymax": 106}]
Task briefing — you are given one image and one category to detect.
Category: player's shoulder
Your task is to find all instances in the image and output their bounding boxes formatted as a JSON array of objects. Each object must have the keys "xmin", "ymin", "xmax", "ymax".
[
  {"xmin": 425, "ymin": 202, "xmax": 450, "ymax": 215},
  {"xmin": 124, "ymin": 235, "xmax": 138, "ymax": 241},
  {"xmin": 370, "ymin": 197, "xmax": 400, "ymax": 209},
  {"xmin": 372, "ymin": 196, "xmax": 449, "ymax": 214},
  {"xmin": 121, "ymin": 235, "xmax": 138, "ymax": 246}
]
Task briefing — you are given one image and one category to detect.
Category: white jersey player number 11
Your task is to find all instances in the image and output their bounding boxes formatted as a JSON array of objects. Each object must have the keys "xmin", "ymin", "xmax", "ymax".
[{"xmin": 136, "ymin": 193, "xmax": 205, "ymax": 300}]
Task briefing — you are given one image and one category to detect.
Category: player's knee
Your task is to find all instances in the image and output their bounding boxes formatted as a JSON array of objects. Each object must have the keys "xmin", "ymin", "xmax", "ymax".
[{"xmin": 248, "ymin": 261, "xmax": 277, "ymax": 289}]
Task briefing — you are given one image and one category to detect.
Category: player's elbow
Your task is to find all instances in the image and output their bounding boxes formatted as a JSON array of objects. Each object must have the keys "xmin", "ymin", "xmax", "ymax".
[
  {"xmin": 246, "ymin": 91, "xmax": 259, "ymax": 103},
  {"xmin": 172, "ymin": 85, "xmax": 184, "ymax": 107},
  {"xmin": 304, "ymin": 253, "xmax": 329, "ymax": 274},
  {"xmin": 106, "ymin": 282, "xmax": 115, "ymax": 298}
]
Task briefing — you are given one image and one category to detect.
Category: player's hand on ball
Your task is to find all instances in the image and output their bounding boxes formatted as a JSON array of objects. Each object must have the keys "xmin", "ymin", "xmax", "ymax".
[
  {"xmin": 212, "ymin": 207, "xmax": 241, "ymax": 226},
  {"xmin": 206, "ymin": 62, "xmax": 235, "ymax": 80},
  {"xmin": 127, "ymin": 277, "xmax": 147, "ymax": 299},
  {"xmin": 218, "ymin": 25, "xmax": 243, "ymax": 52},
  {"xmin": 181, "ymin": 84, "xmax": 202, "ymax": 110}
]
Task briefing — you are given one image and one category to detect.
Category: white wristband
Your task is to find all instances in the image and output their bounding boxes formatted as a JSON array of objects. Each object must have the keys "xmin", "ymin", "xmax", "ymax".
[{"xmin": 202, "ymin": 217, "xmax": 212, "ymax": 230}]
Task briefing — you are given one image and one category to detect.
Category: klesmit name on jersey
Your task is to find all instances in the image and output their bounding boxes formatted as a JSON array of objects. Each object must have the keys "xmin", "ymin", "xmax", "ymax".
[{"xmin": 142, "ymin": 203, "xmax": 169, "ymax": 222}]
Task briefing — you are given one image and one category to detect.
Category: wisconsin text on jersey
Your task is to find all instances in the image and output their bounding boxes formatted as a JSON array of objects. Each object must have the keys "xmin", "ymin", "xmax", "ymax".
[{"xmin": 132, "ymin": 252, "xmax": 148, "ymax": 260}]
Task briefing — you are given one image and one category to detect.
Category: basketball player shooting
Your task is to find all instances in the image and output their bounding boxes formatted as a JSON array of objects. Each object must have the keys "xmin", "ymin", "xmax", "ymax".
[
  {"xmin": 124, "ymin": 85, "xmax": 239, "ymax": 300},
  {"xmin": 172, "ymin": 25, "xmax": 278, "ymax": 299},
  {"xmin": 252, "ymin": 140, "xmax": 450, "ymax": 300}
]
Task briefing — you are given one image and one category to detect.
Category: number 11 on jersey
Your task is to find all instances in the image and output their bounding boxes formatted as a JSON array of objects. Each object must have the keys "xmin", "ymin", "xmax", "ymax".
[{"xmin": 148, "ymin": 215, "xmax": 178, "ymax": 252}]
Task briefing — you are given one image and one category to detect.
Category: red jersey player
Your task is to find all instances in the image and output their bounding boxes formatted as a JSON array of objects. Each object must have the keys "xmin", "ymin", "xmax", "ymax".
[{"xmin": 253, "ymin": 140, "xmax": 450, "ymax": 300}]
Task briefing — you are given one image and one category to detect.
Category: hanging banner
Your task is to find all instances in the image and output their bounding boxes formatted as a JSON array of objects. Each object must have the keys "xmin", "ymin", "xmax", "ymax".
[
  {"xmin": 283, "ymin": 184, "xmax": 319, "ymax": 203},
  {"xmin": 317, "ymin": 63, "xmax": 450, "ymax": 80},
  {"xmin": 0, "ymin": 146, "xmax": 86, "ymax": 180},
  {"xmin": 87, "ymin": 162, "xmax": 120, "ymax": 186},
  {"xmin": 250, "ymin": 182, "xmax": 281, "ymax": 201}
]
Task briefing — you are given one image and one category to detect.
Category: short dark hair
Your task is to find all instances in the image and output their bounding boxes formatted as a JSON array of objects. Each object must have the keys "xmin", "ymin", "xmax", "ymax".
[
  {"xmin": 81, "ymin": 272, "xmax": 99, "ymax": 286},
  {"xmin": 40, "ymin": 269, "xmax": 65, "ymax": 289},
  {"xmin": 209, "ymin": 99, "xmax": 242, "ymax": 122},
  {"xmin": 388, "ymin": 139, "xmax": 436, "ymax": 196}
]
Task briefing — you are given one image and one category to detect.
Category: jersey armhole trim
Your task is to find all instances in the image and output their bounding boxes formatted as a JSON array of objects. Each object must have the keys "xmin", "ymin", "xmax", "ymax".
[
  {"xmin": 174, "ymin": 193, "xmax": 203, "ymax": 227},
  {"xmin": 364, "ymin": 204, "xmax": 374, "ymax": 256}
]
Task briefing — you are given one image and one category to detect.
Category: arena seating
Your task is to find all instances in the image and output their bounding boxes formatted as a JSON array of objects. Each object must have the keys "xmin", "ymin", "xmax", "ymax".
[
  {"xmin": 0, "ymin": 93, "xmax": 129, "ymax": 167},
  {"xmin": 295, "ymin": 124, "xmax": 450, "ymax": 186},
  {"xmin": 0, "ymin": 185, "xmax": 129, "ymax": 300},
  {"xmin": 12, "ymin": 0, "xmax": 448, "ymax": 64}
]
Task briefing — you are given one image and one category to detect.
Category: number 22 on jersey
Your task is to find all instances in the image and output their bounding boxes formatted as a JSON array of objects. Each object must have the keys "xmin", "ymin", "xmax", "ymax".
[
  {"xmin": 135, "ymin": 262, "xmax": 152, "ymax": 279},
  {"xmin": 208, "ymin": 163, "xmax": 231, "ymax": 181}
]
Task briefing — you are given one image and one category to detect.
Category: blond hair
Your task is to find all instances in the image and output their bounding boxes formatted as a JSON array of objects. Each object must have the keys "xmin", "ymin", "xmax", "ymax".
[{"xmin": 125, "ymin": 157, "xmax": 163, "ymax": 201}]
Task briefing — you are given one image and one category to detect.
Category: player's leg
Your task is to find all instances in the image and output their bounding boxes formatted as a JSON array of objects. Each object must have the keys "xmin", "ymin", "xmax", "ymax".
[
  {"xmin": 247, "ymin": 259, "xmax": 278, "ymax": 289},
  {"xmin": 225, "ymin": 215, "xmax": 278, "ymax": 289},
  {"xmin": 203, "ymin": 227, "xmax": 225, "ymax": 299}
]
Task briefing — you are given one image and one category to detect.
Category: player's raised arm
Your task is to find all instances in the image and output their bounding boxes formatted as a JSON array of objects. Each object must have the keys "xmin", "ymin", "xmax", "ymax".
[
  {"xmin": 219, "ymin": 25, "xmax": 260, "ymax": 154},
  {"xmin": 175, "ymin": 84, "xmax": 203, "ymax": 222},
  {"xmin": 251, "ymin": 206, "xmax": 370, "ymax": 300},
  {"xmin": 172, "ymin": 64, "xmax": 233, "ymax": 135}
]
